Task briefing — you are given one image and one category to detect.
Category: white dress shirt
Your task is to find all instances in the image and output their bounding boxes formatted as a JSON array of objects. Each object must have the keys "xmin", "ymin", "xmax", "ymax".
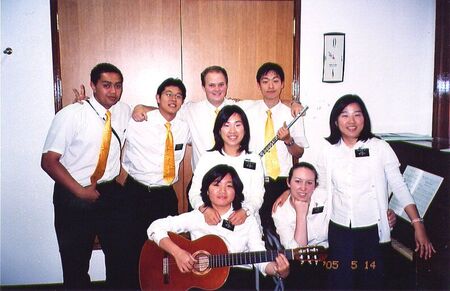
[
  {"xmin": 188, "ymin": 150, "xmax": 265, "ymax": 216},
  {"xmin": 148, "ymin": 207, "xmax": 269, "ymax": 274},
  {"xmin": 43, "ymin": 97, "xmax": 130, "ymax": 186},
  {"xmin": 246, "ymin": 100, "xmax": 309, "ymax": 177},
  {"xmin": 318, "ymin": 138, "xmax": 416, "ymax": 243},
  {"xmin": 272, "ymin": 188, "xmax": 329, "ymax": 248},
  {"xmin": 122, "ymin": 109, "xmax": 190, "ymax": 186}
]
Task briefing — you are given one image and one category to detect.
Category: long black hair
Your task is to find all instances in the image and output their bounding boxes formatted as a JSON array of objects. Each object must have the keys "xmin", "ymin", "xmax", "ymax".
[
  {"xmin": 209, "ymin": 105, "xmax": 251, "ymax": 154},
  {"xmin": 200, "ymin": 164, "xmax": 244, "ymax": 211},
  {"xmin": 325, "ymin": 94, "xmax": 376, "ymax": 145}
]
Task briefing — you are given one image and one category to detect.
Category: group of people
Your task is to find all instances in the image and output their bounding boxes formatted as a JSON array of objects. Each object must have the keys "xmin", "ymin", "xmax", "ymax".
[{"xmin": 42, "ymin": 61, "xmax": 435, "ymax": 290}]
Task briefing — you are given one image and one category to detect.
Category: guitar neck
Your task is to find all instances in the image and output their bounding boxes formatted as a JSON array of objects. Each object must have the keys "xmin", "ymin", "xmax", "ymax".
[{"xmin": 208, "ymin": 247, "xmax": 319, "ymax": 268}]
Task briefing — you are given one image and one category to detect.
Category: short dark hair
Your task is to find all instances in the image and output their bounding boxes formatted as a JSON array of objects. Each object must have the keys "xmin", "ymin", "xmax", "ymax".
[
  {"xmin": 201, "ymin": 66, "xmax": 228, "ymax": 87},
  {"xmin": 256, "ymin": 62, "xmax": 285, "ymax": 83},
  {"xmin": 156, "ymin": 78, "xmax": 186, "ymax": 100},
  {"xmin": 90, "ymin": 63, "xmax": 123, "ymax": 85},
  {"xmin": 325, "ymin": 94, "xmax": 376, "ymax": 145},
  {"xmin": 288, "ymin": 162, "xmax": 319, "ymax": 187},
  {"xmin": 200, "ymin": 164, "xmax": 244, "ymax": 211},
  {"xmin": 209, "ymin": 105, "xmax": 251, "ymax": 154}
]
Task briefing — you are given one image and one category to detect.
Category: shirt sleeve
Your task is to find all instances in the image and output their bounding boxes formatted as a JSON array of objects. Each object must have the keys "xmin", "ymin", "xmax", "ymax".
[
  {"xmin": 233, "ymin": 99, "xmax": 254, "ymax": 110},
  {"xmin": 272, "ymin": 205, "xmax": 300, "ymax": 249},
  {"xmin": 245, "ymin": 216, "xmax": 270, "ymax": 276},
  {"xmin": 291, "ymin": 117, "xmax": 309, "ymax": 148},
  {"xmin": 382, "ymin": 141, "xmax": 415, "ymax": 208},
  {"xmin": 177, "ymin": 103, "xmax": 188, "ymax": 121},
  {"xmin": 188, "ymin": 155, "xmax": 209, "ymax": 210},
  {"xmin": 147, "ymin": 212, "xmax": 198, "ymax": 245},
  {"xmin": 242, "ymin": 155, "xmax": 265, "ymax": 215},
  {"xmin": 42, "ymin": 106, "xmax": 78, "ymax": 155}
]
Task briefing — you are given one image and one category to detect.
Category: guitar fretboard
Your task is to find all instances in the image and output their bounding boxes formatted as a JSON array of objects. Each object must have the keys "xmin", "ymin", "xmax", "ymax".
[{"xmin": 208, "ymin": 247, "xmax": 321, "ymax": 268}]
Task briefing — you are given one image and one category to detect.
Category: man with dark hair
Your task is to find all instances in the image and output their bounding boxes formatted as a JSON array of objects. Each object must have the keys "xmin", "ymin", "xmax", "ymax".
[
  {"xmin": 121, "ymin": 77, "xmax": 190, "ymax": 286},
  {"xmin": 246, "ymin": 62, "xmax": 309, "ymax": 235},
  {"xmin": 41, "ymin": 63, "xmax": 132, "ymax": 289}
]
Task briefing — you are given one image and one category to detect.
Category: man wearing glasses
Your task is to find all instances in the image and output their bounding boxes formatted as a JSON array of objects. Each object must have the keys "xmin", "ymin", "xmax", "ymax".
[{"xmin": 120, "ymin": 78, "xmax": 190, "ymax": 287}]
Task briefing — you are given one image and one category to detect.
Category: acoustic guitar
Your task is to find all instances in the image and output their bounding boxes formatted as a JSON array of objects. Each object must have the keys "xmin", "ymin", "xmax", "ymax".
[{"xmin": 139, "ymin": 232, "xmax": 327, "ymax": 290}]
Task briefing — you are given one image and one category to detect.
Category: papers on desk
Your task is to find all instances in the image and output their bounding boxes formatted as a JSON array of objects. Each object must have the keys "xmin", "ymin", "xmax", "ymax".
[
  {"xmin": 377, "ymin": 132, "xmax": 433, "ymax": 141},
  {"xmin": 389, "ymin": 165, "xmax": 443, "ymax": 221}
]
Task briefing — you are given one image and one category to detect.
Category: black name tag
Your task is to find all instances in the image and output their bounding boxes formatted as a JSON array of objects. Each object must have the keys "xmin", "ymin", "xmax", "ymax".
[
  {"xmin": 222, "ymin": 219, "xmax": 235, "ymax": 231},
  {"xmin": 312, "ymin": 206, "xmax": 324, "ymax": 214},
  {"xmin": 243, "ymin": 159, "xmax": 256, "ymax": 170},
  {"xmin": 355, "ymin": 148, "xmax": 369, "ymax": 157},
  {"xmin": 175, "ymin": 144, "xmax": 183, "ymax": 151}
]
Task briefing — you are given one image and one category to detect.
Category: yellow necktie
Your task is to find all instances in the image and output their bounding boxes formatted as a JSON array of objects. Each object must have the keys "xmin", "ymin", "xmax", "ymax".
[
  {"xmin": 265, "ymin": 110, "xmax": 280, "ymax": 179},
  {"xmin": 91, "ymin": 110, "xmax": 112, "ymax": 184},
  {"xmin": 163, "ymin": 122, "xmax": 175, "ymax": 184}
]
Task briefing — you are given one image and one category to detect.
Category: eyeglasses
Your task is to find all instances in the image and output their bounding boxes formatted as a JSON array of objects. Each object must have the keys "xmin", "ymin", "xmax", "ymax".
[{"xmin": 162, "ymin": 91, "xmax": 183, "ymax": 99}]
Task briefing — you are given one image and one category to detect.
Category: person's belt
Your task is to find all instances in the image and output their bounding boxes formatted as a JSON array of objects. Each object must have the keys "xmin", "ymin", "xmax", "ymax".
[
  {"xmin": 97, "ymin": 179, "xmax": 116, "ymax": 185},
  {"xmin": 264, "ymin": 176, "xmax": 287, "ymax": 183},
  {"xmin": 128, "ymin": 176, "xmax": 172, "ymax": 193}
]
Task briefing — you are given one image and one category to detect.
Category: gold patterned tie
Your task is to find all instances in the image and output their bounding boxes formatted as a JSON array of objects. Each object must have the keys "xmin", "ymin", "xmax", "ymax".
[
  {"xmin": 91, "ymin": 110, "xmax": 112, "ymax": 184},
  {"xmin": 265, "ymin": 110, "xmax": 280, "ymax": 179},
  {"xmin": 163, "ymin": 122, "xmax": 175, "ymax": 184}
]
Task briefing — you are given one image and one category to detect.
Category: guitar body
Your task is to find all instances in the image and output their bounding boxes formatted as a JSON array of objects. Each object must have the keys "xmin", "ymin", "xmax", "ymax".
[
  {"xmin": 139, "ymin": 233, "xmax": 230, "ymax": 291},
  {"xmin": 139, "ymin": 230, "xmax": 327, "ymax": 290}
]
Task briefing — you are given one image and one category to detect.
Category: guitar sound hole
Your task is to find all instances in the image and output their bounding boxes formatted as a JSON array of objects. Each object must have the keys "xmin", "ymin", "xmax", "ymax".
[{"xmin": 192, "ymin": 250, "xmax": 211, "ymax": 275}]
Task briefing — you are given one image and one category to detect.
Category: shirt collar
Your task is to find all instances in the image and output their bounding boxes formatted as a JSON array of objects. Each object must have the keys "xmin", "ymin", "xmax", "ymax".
[
  {"xmin": 221, "ymin": 207, "xmax": 235, "ymax": 219},
  {"xmin": 338, "ymin": 138, "xmax": 366, "ymax": 150},
  {"xmin": 152, "ymin": 109, "xmax": 178, "ymax": 126},
  {"xmin": 88, "ymin": 97, "xmax": 109, "ymax": 117},
  {"xmin": 205, "ymin": 99, "xmax": 226, "ymax": 111},
  {"xmin": 262, "ymin": 99, "xmax": 282, "ymax": 112}
]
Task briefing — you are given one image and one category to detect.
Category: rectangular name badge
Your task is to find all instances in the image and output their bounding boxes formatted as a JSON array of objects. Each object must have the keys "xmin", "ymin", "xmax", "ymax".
[
  {"xmin": 312, "ymin": 206, "xmax": 324, "ymax": 214},
  {"xmin": 355, "ymin": 148, "xmax": 369, "ymax": 158},
  {"xmin": 243, "ymin": 159, "xmax": 256, "ymax": 170},
  {"xmin": 175, "ymin": 144, "xmax": 183, "ymax": 151},
  {"xmin": 222, "ymin": 219, "xmax": 235, "ymax": 231}
]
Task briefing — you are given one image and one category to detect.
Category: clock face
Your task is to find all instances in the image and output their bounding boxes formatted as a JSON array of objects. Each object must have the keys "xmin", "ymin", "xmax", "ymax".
[{"xmin": 323, "ymin": 33, "xmax": 345, "ymax": 82}]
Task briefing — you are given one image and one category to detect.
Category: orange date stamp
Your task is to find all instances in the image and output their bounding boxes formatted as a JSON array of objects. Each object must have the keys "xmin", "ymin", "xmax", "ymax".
[{"xmin": 322, "ymin": 260, "xmax": 377, "ymax": 270}]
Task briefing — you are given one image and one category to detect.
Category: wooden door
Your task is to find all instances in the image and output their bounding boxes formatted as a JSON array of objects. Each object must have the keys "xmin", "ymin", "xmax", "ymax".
[
  {"xmin": 54, "ymin": 0, "xmax": 294, "ymax": 213},
  {"xmin": 179, "ymin": 0, "xmax": 294, "ymax": 212},
  {"xmin": 57, "ymin": 0, "xmax": 182, "ymax": 108},
  {"xmin": 182, "ymin": 0, "xmax": 294, "ymax": 102}
]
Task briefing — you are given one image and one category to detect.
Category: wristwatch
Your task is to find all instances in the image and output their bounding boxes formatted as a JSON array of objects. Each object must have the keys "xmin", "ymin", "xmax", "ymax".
[{"xmin": 243, "ymin": 208, "xmax": 251, "ymax": 217}]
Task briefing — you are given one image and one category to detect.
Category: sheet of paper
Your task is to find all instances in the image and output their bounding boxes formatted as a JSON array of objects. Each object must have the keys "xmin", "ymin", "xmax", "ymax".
[{"xmin": 389, "ymin": 165, "xmax": 443, "ymax": 221}]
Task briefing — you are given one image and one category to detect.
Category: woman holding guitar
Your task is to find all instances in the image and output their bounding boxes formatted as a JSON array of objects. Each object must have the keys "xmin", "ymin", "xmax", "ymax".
[{"xmin": 146, "ymin": 164, "xmax": 289, "ymax": 290}]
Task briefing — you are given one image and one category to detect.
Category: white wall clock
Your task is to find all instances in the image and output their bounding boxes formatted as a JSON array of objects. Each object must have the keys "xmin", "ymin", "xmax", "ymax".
[{"xmin": 322, "ymin": 32, "xmax": 345, "ymax": 83}]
